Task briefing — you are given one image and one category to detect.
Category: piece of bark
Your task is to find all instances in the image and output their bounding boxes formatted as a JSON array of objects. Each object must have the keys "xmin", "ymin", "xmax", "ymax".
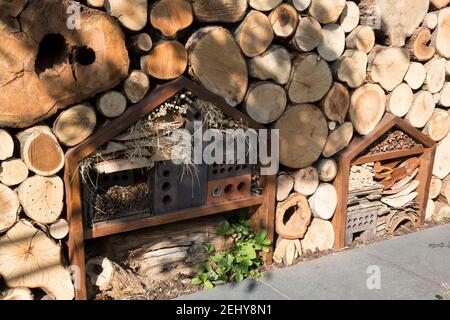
[
  {"xmin": 350, "ymin": 84, "xmax": 386, "ymax": 135},
  {"xmin": 429, "ymin": 176, "xmax": 442, "ymax": 199},
  {"xmin": 345, "ymin": 26, "xmax": 375, "ymax": 53},
  {"xmin": 186, "ymin": 27, "xmax": 248, "ymax": 107},
  {"xmin": 104, "ymin": 0, "xmax": 147, "ymax": 31},
  {"xmin": 287, "ymin": 53, "xmax": 333, "ymax": 104},
  {"xmin": 249, "ymin": 0, "xmax": 283, "ymax": 11},
  {"xmin": 291, "ymin": 0, "xmax": 311, "ymax": 11},
  {"xmin": 293, "ymin": 166, "xmax": 320, "ymax": 196},
  {"xmin": 143, "ymin": 41, "xmax": 188, "ymax": 80},
  {"xmin": 339, "ymin": 1, "xmax": 360, "ymax": 33},
  {"xmin": 384, "ymin": 180, "xmax": 420, "ymax": 199},
  {"xmin": 0, "ymin": 129, "xmax": 14, "ymax": 161},
  {"xmin": 423, "ymin": 108, "xmax": 450, "ymax": 142},
  {"xmin": 0, "ymin": 288, "xmax": 34, "ymax": 300},
  {"xmin": 382, "ymin": 192, "xmax": 418, "ymax": 208},
  {"xmin": 276, "ymin": 193, "xmax": 312, "ymax": 239},
  {"xmin": 191, "ymin": 0, "xmax": 247, "ymax": 23},
  {"xmin": 424, "ymin": 57, "xmax": 447, "ymax": 94},
  {"xmin": 290, "ymin": 16, "xmax": 322, "ymax": 52},
  {"xmin": 49, "ymin": 218, "xmax": 70, "ymax": 240},
  {"xmin": 0, "ymin": 0, "xmax": 130, "ymax": 128},
  {"xmin": 368, "ymin": 46, "xmax": 410, "ymax": 92},
  {"xmin": 18, "ymin": 175, "xmax": 64, "ymax": 225},
  {"xmin": 386, "ymin": 83, "xmax": 413, "ymax": 117},
  {"xmin": 301, "ymin": 218, "xmax": 335, "ymax": 252},
  {"xmin": 17, "ymin": 126, "xmax": 64, "ymax": 176},
  {"xmin": 318, "ymin": 24, "xmax": 345, "ymax": 62},
  {"xmin": 308, "ymin": 0, "xmax": 346, "ymax": 24},
  {"xmin": 244, "ymin": 82, "xmax": 287, "ymax": 124},
  {"xmin": 97, "ymin": 91, "xmax": 128, "ymax": 118},
  {"xmin": 407, "ymin": 27, "xmax": 435, "ymax": 62},
  {"xmin": 235, "ymin": 11, "xmax": 274, "ymax": 58},
  {"xmin": 150, "ymin": 0, "xmax": 193, "ymax": 38},
  {"xmin": 269, "ymin": 4, "xmax": 299, "ymax": 38},
  {"xmin": 322, "ymin": 122, "xmax": 354, "ymax": 158},
  {"xmin": 248, "ymin": 46, "xmax": 292, "ymax": 85},
  {"xmin": 432, "ymin": 7, "xmax": 450, "ymax": 59},
  {"xmin": 406, "ymin": 91, "xmax": 436, "ymax": 128},
  {"xmin": 359, "ymin": 0, "xmax": 429, "ymax": 47},
  {"xmin": 277, "ymin": 173, "xmax": 294, "ymax": 202},
  {"xmin": 0, "ymin": 159, "xmax": 28, "ymax": 187},
  {"xmin": 0, "ymin": 183, "xmax": 19, "ymax": 233},
  {"xmin": 434, "ymin": 134, "xmax": 450, "ymax": 179},
  {"xmin": 53, "ymin": 103, "xmax": 97, "ymax": 147},
  {"xmin": 0, "ymin": 220, "xmax": 74, "ymax": 300},
  {"xmin": 331, "ymin": 50, "xmax": 367, "ymax": 88},
  {"xmin": 123, "ymin": 70, "xmax": 150, "ymax": 104},
  {"xmin": 276, "ymin": 104, "xmax": 328, "ymax": 169},
  {"xmin": 439, "ymin": 83, "xmax": 450, "ymax": 108},
  {"xmin": 308, "ymin": 183, "xmax": 337, "ymax": 220},
  {"xmin": 392, "ymin": 168, "xmax": 420, "ymax": 190},
  {"xmin": 128, "ymin": 33, "xmax": 153, "ymax": 54},
  {"xmin": 404, "ymin": 62, "xmax": 427, "ymax": 90},
  {"xmin": 320, "ymin": 82, "xmax": 350, "ymax": 124},
  {"xmin": 316, "ymin": 158, "xmax": 338, "ymax": 182}
]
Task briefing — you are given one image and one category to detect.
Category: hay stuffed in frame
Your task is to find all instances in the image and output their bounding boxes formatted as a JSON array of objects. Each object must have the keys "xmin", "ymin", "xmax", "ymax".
[{"xmin": 64, "ymin": 77, "xmax": 276, "ymax": 300}]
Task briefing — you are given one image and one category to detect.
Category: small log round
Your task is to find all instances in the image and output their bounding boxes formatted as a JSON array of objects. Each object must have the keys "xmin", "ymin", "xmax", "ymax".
[
  {"xmin": 150, "ymin": 0, "xmax": 193, "ymax": 38},
  {"xmin": 87, "ymin": 0, "xmax": 105, "ymax": 8},
  {"xmin": 49, "ymin": 218, "xmax": 70, "ymax": 240},
  {"xmin": 0, "ymin": 288, "xmax": 34, "ymax": 300},
  {"xmin": 308, "ymin": 183, "xmax": 337, "ymax": 220},
  {"xmin": 350, "ymin": 84, "xmax": 386, "ymax": 135},
  {"xmin": 322, "ymin": 122, "xmax": 354, "ymax": 158},
  {"xmin": 339, "ymin": 1, "xmax": 360, "ymax": 33},
  {"xmin": 0, "ymin": 183, "xmax": 19, "ymax": 233},
  {"xmin": 244, "ymin": 82, "xmax": 286, "ymax": 124},
  {"xmin": 276, "ymin": 193, "xmax": 312, "ymax": 240},
  {"xmin": 432, "ymin": 7, "xmax": 450, "ymax": 59},
  {"xmin": 144, "ymin": 41, "xmax": 188, "ymax": 80},
  {"xmin": 320, "ymin": 82, "xmax": 350, "ymax": 124},
  {"xmin": 293, "ymin": 166, "xmax": 320, "ymax": 196},
  {"xmin": 0, "ymin": 158, "xmax": 28, "ymax": 187},
  {"xmin": 308, "ymin": 0, "xmax": 346, "ymax": 24},
  {"xmin": 316, "ymin": 158, "xmax": 338, "ymax": 182},
  {"xmin": 191, "ymin": 0, "xmax": 247, "ymax": 23},
  {"xmin": 96, "ymin": 91, "xmax": 127, "ymax": 118},
  {"xmin": 332, "ymin": 50, "xmax": 368, "ymax": 88},
  {"xmin": 123, "ymin": 70, "xmax": 150, "ymax": 104},
  {"xmin": 404, "ymin": 62, "xmax": 427, "ymax": 90},
  {"xmin": 269, "ymin": 4, "xmax": 299, "ymax": 38},
  {"xmin": 406, "ymin": 91, "xmax": 435, "ymax": 128},
  {"xmin": 426, "ymin": 199, "xmax": 435, "ymax": 220},
  {"xmin": 318, "ymin": 24, "xmax": 345, "ymax": 62},
  {"xmin": 291, "ymin": 0, "xmax": 311, "ymax": 11},
  {"xmin": 424, "ymin": 57, "xmax": 446, "ymax": 94},
  {"xmin": 104, "ymin": 0, "xmax": 148, "ymax": 31},
  {"xmin": 0, "ymin": 129, "xmax": 14, "ymax": 161},
  {"xmin": 128, "ymin": 33, "xmax": 153, "ymax": 54},
  {"xmin": 406, "ymin": 27, "xmax": 435, "ymax": 61},
  {"xmin": 290, "ymin": 16, "xmax": 322, "ymax": 52},
  {"xmin": 301, "ymin": 218, "xmax": 335, "ymax": 252},
  {"xmin": 248, "ymin": 45, "xmax": 292, "ymax": 85},
  {"xmin": 277, "ymin": 173, "xmax": 294, "ymax": 202},
  {"xmin": 423, "ymin": 11, "xmax": 439, "ymax": 29},
  {"xmin": 386, "ymin": 83, "xmax": 413, "ymax": 118},
  {"xmin": 423, "ymin": 108, "xmax": 450, "ymax": 142},
  {"xmin": 429, "ymin": 176, "xmax": 442, "ymax": 199},
  {"xmin": 249, "ymin": 0, "xmax": 283, "ymax": 11},
  {"xmin": 235, "ymin": 11, "xmax": 274, "ymax": 58},
  {"xmin": 439, "ymin": 83, "xmax": 450, "ymax": 108},
  {"xmin": 345, "ymin": 26, "xmax": 375, "ymax": 53}
]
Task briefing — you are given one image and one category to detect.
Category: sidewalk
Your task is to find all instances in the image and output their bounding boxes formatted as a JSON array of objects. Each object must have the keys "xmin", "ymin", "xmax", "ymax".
[{"xmin": 180, "ymin": 224, "xmax": 450, "ymax": 300}]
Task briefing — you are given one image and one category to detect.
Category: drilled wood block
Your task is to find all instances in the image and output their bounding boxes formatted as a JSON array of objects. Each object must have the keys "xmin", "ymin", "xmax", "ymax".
[{"xmin": 207, "ymin": 175, "xmax": 252, "ymax": 206}]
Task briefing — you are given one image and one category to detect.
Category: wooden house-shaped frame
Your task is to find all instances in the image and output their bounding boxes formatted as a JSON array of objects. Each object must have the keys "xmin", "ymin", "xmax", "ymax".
[
  {"xmin": 332, "ymin": 113, "xmax": 436, "ymax": 249},
  {"xmin": 64, "ymin": 77, "xmax": 276, "ymax": 300}
]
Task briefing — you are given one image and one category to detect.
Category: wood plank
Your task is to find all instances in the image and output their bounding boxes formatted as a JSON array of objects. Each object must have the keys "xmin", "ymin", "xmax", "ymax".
[{"xmin": 352, "ymin": 147, "xmax": 424, "ymax": 166}]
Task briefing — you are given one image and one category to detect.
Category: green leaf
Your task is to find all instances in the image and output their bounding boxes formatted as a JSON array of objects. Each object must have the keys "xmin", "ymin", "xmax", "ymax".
[
  {"xmin": 191, "ymin": 278, "xmax": 203, "ymax": 285},
  {"xmin": 199, "ymin": 273, "xmax": 208, "ymax": 282},
  {"xmin": 218, "ymin": 221, "xmax": 234, "ymax": 235},
  {"xmin": 204, "ymin": 280, "xmax": 214, "ymax": 289},
  {"xmin": 255, "ymin": 229, "xmax": 267, "ymax": 243},
  {"xmin": 236, "ymin": 273, "xmax": 244, "ymax": 282},
  {"xmin": 262, "ymin": 239, "xmax": 272, "ymax": 245}
]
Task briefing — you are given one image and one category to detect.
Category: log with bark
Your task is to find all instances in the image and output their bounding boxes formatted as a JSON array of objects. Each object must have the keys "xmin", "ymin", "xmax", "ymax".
[
  {"xmin": 143, "ymin": 41, "xmax": 188, "ymax": 80},
  {"xmin": 407, "ymin": 27, "xmax": 436, "ymax": 61},
  {"xmin": 128, "ymin": 33, "xmax": 153, "ymax": 54},
  {"xmin": 123, "ymin": 70, "xmax": 150, "ymax": 104},
  {"xmin": 244, "ymin": 82, "xmax": 287, "ymax": 124},
  {"xmin": 96, "ymin": 91, "xmax": 128, "ymax": 118},
  {"xmin": 293, "ymin": 166, "xmax": 320, "ymax": 196},
  {"xmin": 235, "ymin": 11, "xmax": 274, "ymax": 58},
  {"xmin": 150, "ymin": 0, "xmax": 193, "ymax": 38},
  {"xmin": 248, "ymin": 46, "xmax": 292, "ymax": 85},
  {"xmin": 276, "ymin": 193, "xmax": 312, "ymax": 239}
]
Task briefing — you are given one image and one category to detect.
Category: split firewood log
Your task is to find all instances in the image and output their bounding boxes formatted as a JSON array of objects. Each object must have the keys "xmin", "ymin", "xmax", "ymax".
[
  {"xmin": 367, "ymin": 46, "xmax": 410, "ymax": 92},
  {"xmin": 331, "ymin": 50, "xmax": 367, "ymax": 88},
  {"xmin": 287, "ymin": 53, "xmax": 333, "ymax": 104},
  {"xmin": 322, "ymin": 122, "xmax": 354, "ymax": 158},
  {"xmin": 96, "ymin": 91, "xmax": 128, "ymax": 118},
  {"xmin": 339, "ymin": 1, "xmax": 360, "ymax": 33},
  {"xmin": 269, "ymin": 4, "xmax": 299, "ymax": 38},
  {"xmin": 276, "ymin": 173, "xmax": 294, "ymax": 202},
  {"xmin": 123, "ymin": 70, "xmax": 150, "ymax": 104},
  {"xmin": 406, "ymin": 91, "xmax": 436, "ymax": 128},
  {"xmin": 104, "ymin": 0, "xmax": 148, "ymax": 31},
  {"xmin": 150, "ymin": 0, "xmax": 193, "ymax": 38},
  {"xmin": 0, "ymin": 159, "xmax": 28, "ymax": 187},
  {"xmin": 290, "ymin": 16, "xmax": 322, "ymax": 52},
  {"xmin": 320, "ymin": 82, "xmax": 349, "ymax": 125},
  {"xmin": 186, "ymin": 27, "xmax": 248, "ymax": 107},
  {"xmin": 53, "ymin": 103, "xmax": 97, "ymax": 147},
  {"xmin": 308, "ymin": 0, "xmax": 346, "ymax": 24},
  {"xmin": 17, "ymin": 126, "xmax": 64, "ymax": 176},
  {"xmin": 432, "ymin": 8, "xmax": 450, "ymax": 59},
  {"xmin": 0, "ymin": 183, "xmax": 19, "ymax": 233},
  {"xmin": 244, "ymin": 82, "xmax": 286, "ymax": 124},
  {"xmin": 0, "ymin": 129, "xmax": 14, "ymax": 161},
  {"xmin": 429, "ymin": 176, "xmax": 442, "ymax": 199},
  {"xmin": 235, "ymin": 11, "xmax": 274, "ymax": 58},
  {"xmin": 316, "ymin": 158, "xmax": 338, "ymax": 182},
  {"xmin": 345, "ymin": 26, "xmax": 375, "ymax": 53},
  {"xmin": 276, "ymin": 104, "xmax": 328, "ymax": 169},
  {"xmin": 0, "ymin": 220, "xmax": 74, "ymax": 300},
  {"xmin": 359, "ymin": 0, "xmax": 429, "ymax": 47},
  {"xmin": 424, "ymin": 57, "xmax": 447, "ymax": 94},
  {"xmin": 293, "ymin": 166, "xmax": 320, "ymax": 197},
  {"xmin": 18, "ymin": 175, "xmax": 64, "ymax": 225},
  {"xmin": 249, "ymin": 0, "xmax": 283, "ymax": 11},
  {"xmin": 318, "ymin": 24, "xmax": 345, "ymax": 62},
  {"xmin": 386, "ymin": 83, "xmax": 413, "ymax": 118},
  {"xmin": 433, "ymin": 134, "xmax": 450, "ymax": 179},
  {"xmin": 407, "ymin": 27, "xmax": 436, "ymax": 62},
  {"xmin": 423, "ymin": 108, "xmax": 450, "ymax": 142},
  {"xmin": 49, "ymin": 219, "xmax": 70, "ymax": 240},
  {"xmin": 0, "ymin": 288, "xmax": 34, "ymax": 300},
  {"xmin": 276, "ymin": 193, "xmax": 312, "ymax": 240},
  {"xmin": 349, "ymin": 84, "xmax": 386, "ymax": 135},
  {"xmin": 143, "ymin": 41, "xmax": 188, "ymax": 80},
  {"xmin": 128, "ymin": 33, "xmax": 153, "ymax": 54},
  {"xmin": 308, "ymin": 184, "xmax": 337, "ymax": 220},
  {"xmin": 301, "ymin": 218, "xmax": 335, "ymax": 252},
  {"xmin": 248, "ymin": 46, "xmax": 292, "ymax": 85},
  {"xmin": 404, "ymin": 62, "xmax": 427, "ymax": 90},
  {"xmin": 191, "ymin": 0, "xmax": 247, "ymax": 23},
  {"xmin": 274, "ymin": 238, "xmax": 302, "ymax": 266}
]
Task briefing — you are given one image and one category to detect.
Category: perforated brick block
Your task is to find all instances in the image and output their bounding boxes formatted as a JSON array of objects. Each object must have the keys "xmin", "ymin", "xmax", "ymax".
[
  {"xmin": 208, "ymin": 163, "xmax": 252, "ymax": 181},
  {"xmin": 345, "ymin": 210, "xmax": 378, "ymax": 246},
  {"xmin": 207, "ymin": 174, "xmax": 252, "ymax": 206}
]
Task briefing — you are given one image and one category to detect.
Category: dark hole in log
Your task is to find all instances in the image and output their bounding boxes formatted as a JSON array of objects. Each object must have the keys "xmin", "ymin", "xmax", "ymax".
[
  {"xmin": 224, "ymin": 184, "xmax": 233, "ymax": 194},
  {"xmin": 35, "ymin": 33, "xmax": 69, "ymax": 75},
  {"xmin": 283, "ymin": 205, "xmax": 297, "ymax": 225},
  {"xmin": 74, "ymin": 46, "xmax": 96, "ymax": 65},
  {"xmin": 237, "ymin": 181, "xmax": 246, "ymax": 192}
]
